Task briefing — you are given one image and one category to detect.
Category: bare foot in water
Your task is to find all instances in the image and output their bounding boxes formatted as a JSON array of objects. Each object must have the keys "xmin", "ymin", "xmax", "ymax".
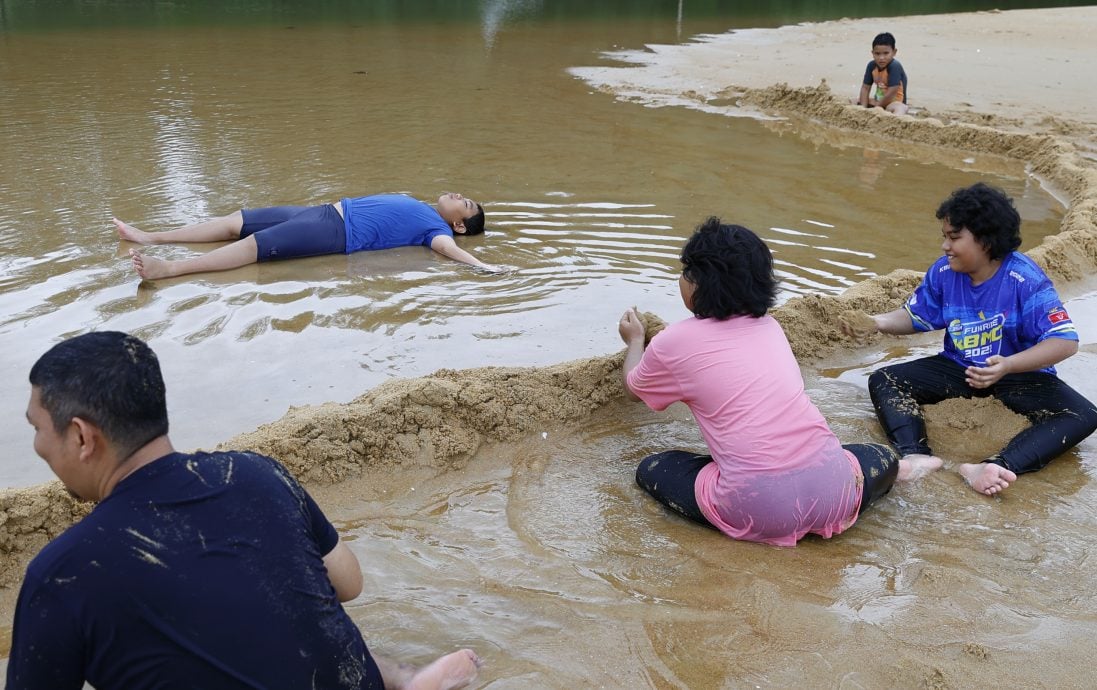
[
  {"xmin": 405, "ymin": 650, "xmax": 482, "ymax": 690},
  {"xmin": 114, "ymin": 217, "xmax": 156, "ymax": 244},
  {"xmin": 958, "ymin": 462, "xmax": 1016, "ymax": 496},
  {"xmin": 129, "ymin": 248, "xmax": 174, "ymax": 280},
  {"xmin": 897, "ymin": 453, "xmax": 944, "ymax": 482}
]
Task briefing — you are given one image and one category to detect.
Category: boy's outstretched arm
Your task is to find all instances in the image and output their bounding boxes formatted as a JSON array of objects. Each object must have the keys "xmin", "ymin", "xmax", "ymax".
[
  {"xmin": 429, "ymin": 234, "xmax": 503, "ymax": 273},
  {"xmin": 840, "ymin": 307, "xmax": 917, "ymax": 341},
  {"xmin": 873, "ymin": 308, "xmax": 917, "ymax": 335}
]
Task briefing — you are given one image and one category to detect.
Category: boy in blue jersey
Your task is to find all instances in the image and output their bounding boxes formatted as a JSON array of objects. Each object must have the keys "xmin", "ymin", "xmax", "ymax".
[
  {"xmin": 841, "ymin": 183, "xmax": 1097, "ymax": 496},
  {"xmin": 116, "ymin": 192, "xmax": 505, "ymax": 280},
  {"xmin": 855, "ymin": 32, "xmax": 909, "ymax": 115},
  {"xmin": 11, "ymin": 331, "xmax": 482, "ymax": 689}
]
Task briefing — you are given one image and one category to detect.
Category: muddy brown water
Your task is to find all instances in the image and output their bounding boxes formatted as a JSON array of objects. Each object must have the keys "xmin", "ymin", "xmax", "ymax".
[
  {"xmin": 0, "ymin": 17, "xmax": 1066, "ymax": 488},
  {"xmin": 2, "ymin": 8, "xmax": 1095, "ymax": 687}
]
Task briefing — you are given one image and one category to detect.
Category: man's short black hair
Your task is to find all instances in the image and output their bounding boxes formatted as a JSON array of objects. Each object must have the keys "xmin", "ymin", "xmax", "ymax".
[
  {"xmin": 873, "ymin": 32, "xmax": 897, "ymax": 49},
  {"xmin": 935, "ymin": 182, "xmax": 1022, "ymax": 261},
  {"xmin": 30, "ymin": 331, "xmax": 169, "ymax": 458},
  {"xmin": 680, "ymin": 217, "xmax": 778, "ymax": 320},
  {"xmin": 463, "ymin": 203, "xmax": 486, "ymax": 236}
]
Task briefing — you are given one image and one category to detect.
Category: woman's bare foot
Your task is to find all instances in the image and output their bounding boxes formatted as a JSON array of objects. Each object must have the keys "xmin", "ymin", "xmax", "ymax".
[
  {"xmin": 130, "ymin": 248, "xmax": 175, "ymax": 280},
  {"xmin": 897, "ymin": 453, "xmax": 944, "ymax": 482},
  {"xmin": 114, "ymin": 217, "xmax": 157, "ymax": 244},
  {"xmin": 406, "ymin": 649, "xmax": 482, "ymax": 690},
  {"xmin": 958, "ymin": 462, "xmax": 1017, "ymax": 496}
]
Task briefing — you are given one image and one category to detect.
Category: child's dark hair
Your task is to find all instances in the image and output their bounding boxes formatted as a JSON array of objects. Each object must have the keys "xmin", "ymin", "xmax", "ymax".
[
  {"xmin": 873, "ymin": 32, "xmax": 897, "ymax": 49},
  {"xmin": 463, "ymin": 203, "xmax": 486, "ymax": 236},
  {"xmin": 935, "ymin": 182, "xmax": 1021, "ymax": 261},
  {"xmin": 680, "ymin": 218, "xmax": 777, "ymax": 320}
]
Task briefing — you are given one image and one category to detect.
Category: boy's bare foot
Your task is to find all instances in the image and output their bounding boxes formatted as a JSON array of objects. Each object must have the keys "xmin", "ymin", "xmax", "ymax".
[
  {"xmin": 897, "ymin": 453, "xmax": 943, "ymax": 482},
  {"xmin": 958, "ymin": 462, "xmax": 1016, "ymax": 496},
  {"xmin": 406, "ymin": 650, "xmax": 482, "ymax": 690},
  {"xmin": 114, "ymin": 217, "xmax": 156, "ymax": 244},
  {"xmin": 129, "ymin": 248, "xmax": 174, "ymax": 281}
]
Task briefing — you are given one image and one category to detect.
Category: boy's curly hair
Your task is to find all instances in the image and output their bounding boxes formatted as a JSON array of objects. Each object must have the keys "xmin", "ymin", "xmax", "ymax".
[
  {"xmin": 680, "ymin": 218, "xmax": 777, "ymax": 320},
  {"xmin": 935, "ymin": 183, "xmax": 1021, "ymax": 261}
]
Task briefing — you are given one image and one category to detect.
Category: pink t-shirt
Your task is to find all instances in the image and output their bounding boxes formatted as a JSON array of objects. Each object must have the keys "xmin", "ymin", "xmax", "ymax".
[{"xmin": 626, "ymin": 314, "xmax": 863, "ymax": 546}]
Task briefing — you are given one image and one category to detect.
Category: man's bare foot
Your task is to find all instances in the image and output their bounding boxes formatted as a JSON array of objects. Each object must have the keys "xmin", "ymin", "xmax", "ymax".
[
  {"xmin": 129, "ymin": 248, "xmax": 174, "ymax": 280},
  {"xmin": 897, "ymin": 453, "xmax": 944, "ymax": 482},
  {"xmin": 406, "ymin": 649, "xmax": 482, "ymax": 690},
  {"xmin": 114, "ymin": 217, "xmax": 156, "ymax": 244},
  {"xmin": 958, "ymin": 462, "xmax": 1017, "ymax": 496}
]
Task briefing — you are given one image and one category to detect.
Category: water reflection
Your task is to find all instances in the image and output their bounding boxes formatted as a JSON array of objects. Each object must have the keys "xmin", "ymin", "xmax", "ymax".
[{"xmin": 480, "ymin": 0, "xmax": 542, "ymax": 49}]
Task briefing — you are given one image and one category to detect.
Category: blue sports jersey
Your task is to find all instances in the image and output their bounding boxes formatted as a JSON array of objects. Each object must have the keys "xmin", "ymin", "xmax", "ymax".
[
  {"xmin": 7, "ymin": 451, "xmax": 382, "ymax": 690},
  {"xmin": 904, "ymin": 252, "xmax": 1077, "ymax": 373},
  {"xmin": 340, "ymin": 194, "xmax": 452, "ymax": 253}
]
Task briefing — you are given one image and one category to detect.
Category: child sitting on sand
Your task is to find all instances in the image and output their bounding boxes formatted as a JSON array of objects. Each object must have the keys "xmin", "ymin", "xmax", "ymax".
[
  {"xmin": 616, "ymin": 218, "xmax": 940, "ymax": 547},
  {"xmin": 840, "ymin": 183, "xmax": 1097, "ymax": 496},
  {"xmin": 856, "ymin": 32, "xmax": 909, "ymax": 115}
]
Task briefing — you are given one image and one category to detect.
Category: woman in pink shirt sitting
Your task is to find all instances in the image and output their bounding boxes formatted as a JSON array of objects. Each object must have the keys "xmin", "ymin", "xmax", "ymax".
[{"xmin": 618, "ymin": 218, "xmax": 941, "ymax": 546}]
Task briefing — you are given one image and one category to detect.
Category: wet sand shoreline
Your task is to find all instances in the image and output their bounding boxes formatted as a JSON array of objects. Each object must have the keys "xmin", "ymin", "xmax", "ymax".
[{"xmin": 3, "ymin": 7, "xmax": 1097, "ymax": 685}]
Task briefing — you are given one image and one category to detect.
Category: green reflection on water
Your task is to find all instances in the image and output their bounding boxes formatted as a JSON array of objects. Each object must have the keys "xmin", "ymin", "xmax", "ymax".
[{"xmin": 0, "ymin": 0, "xmax": 1091, "ymax": 32}]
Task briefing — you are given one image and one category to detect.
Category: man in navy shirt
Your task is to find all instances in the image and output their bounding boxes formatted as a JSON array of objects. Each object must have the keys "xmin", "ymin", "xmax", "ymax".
[{"xmin": 10, "ymin": 331, "xmax": 481, "ymax": 689}]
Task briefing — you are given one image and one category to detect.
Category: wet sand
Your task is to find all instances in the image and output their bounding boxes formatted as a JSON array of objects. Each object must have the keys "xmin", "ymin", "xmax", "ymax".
[{"xmin": 3, "ymin": 7, "xmax": 1097, "ymax": 686}]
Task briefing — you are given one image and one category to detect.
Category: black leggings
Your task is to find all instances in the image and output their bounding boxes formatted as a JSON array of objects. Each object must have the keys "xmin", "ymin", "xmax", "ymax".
[
  {"xmin": 868, "ymin": 354, "xmax": 1097, "ymax": 474},
  {"xmin": 634, "ymin": 443, "xmax": 899, "ymax": 527}
]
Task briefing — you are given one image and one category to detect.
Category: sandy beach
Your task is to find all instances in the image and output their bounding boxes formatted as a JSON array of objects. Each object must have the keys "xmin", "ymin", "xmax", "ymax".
[
  {"xmin": 572, "ymin": 6, "xmax": 1097, "ymax": 139},
  {"xmin": 3, "ymin": 6, "xmax": 1097, "ymax": 686}
]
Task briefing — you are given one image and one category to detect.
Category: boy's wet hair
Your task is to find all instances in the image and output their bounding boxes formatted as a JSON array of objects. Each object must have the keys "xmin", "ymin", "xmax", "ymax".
[
  {"xmin": 680, "ymin": 217, "xmax": 777, "ymax": 320},
  {"xmin": 463, "ymin": 203, "xmax": 486, "ymax": 236},
  {"xmin": 872, "ymin": 32, "xmax": 897, "ymax": 49},
  {"xmin": 935, "ymin": 182, "xmax": 1022, "ymax": 261},
  {"xmin": 30, "ymin": 331, "xmax": 169, "ymax": 459}
]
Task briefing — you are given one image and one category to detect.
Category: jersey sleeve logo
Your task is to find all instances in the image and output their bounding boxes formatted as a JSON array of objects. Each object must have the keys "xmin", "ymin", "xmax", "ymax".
[{"xmin": 1048, "ymin": 307, "xmax": 1070, "ymax": 324}]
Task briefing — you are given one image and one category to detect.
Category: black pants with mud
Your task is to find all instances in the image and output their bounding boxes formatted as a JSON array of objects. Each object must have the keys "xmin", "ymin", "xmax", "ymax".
[
  {"xmin": 634, "ymin": 443, "xmax": 899, "ymax": 529},
  {"xmin": 868, "ymin": 354, "xmax": 1097, "ymax": 474}
]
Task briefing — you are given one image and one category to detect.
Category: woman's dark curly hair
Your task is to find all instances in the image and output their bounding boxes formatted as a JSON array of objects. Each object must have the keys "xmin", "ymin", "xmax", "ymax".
[
  {"xmin": 680, "ymin": 217, "xmax": 777, "ymax": 319},
  {"xmin": 936, "ymin": 182, "xmax": 1021, "ymax": 261}
]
